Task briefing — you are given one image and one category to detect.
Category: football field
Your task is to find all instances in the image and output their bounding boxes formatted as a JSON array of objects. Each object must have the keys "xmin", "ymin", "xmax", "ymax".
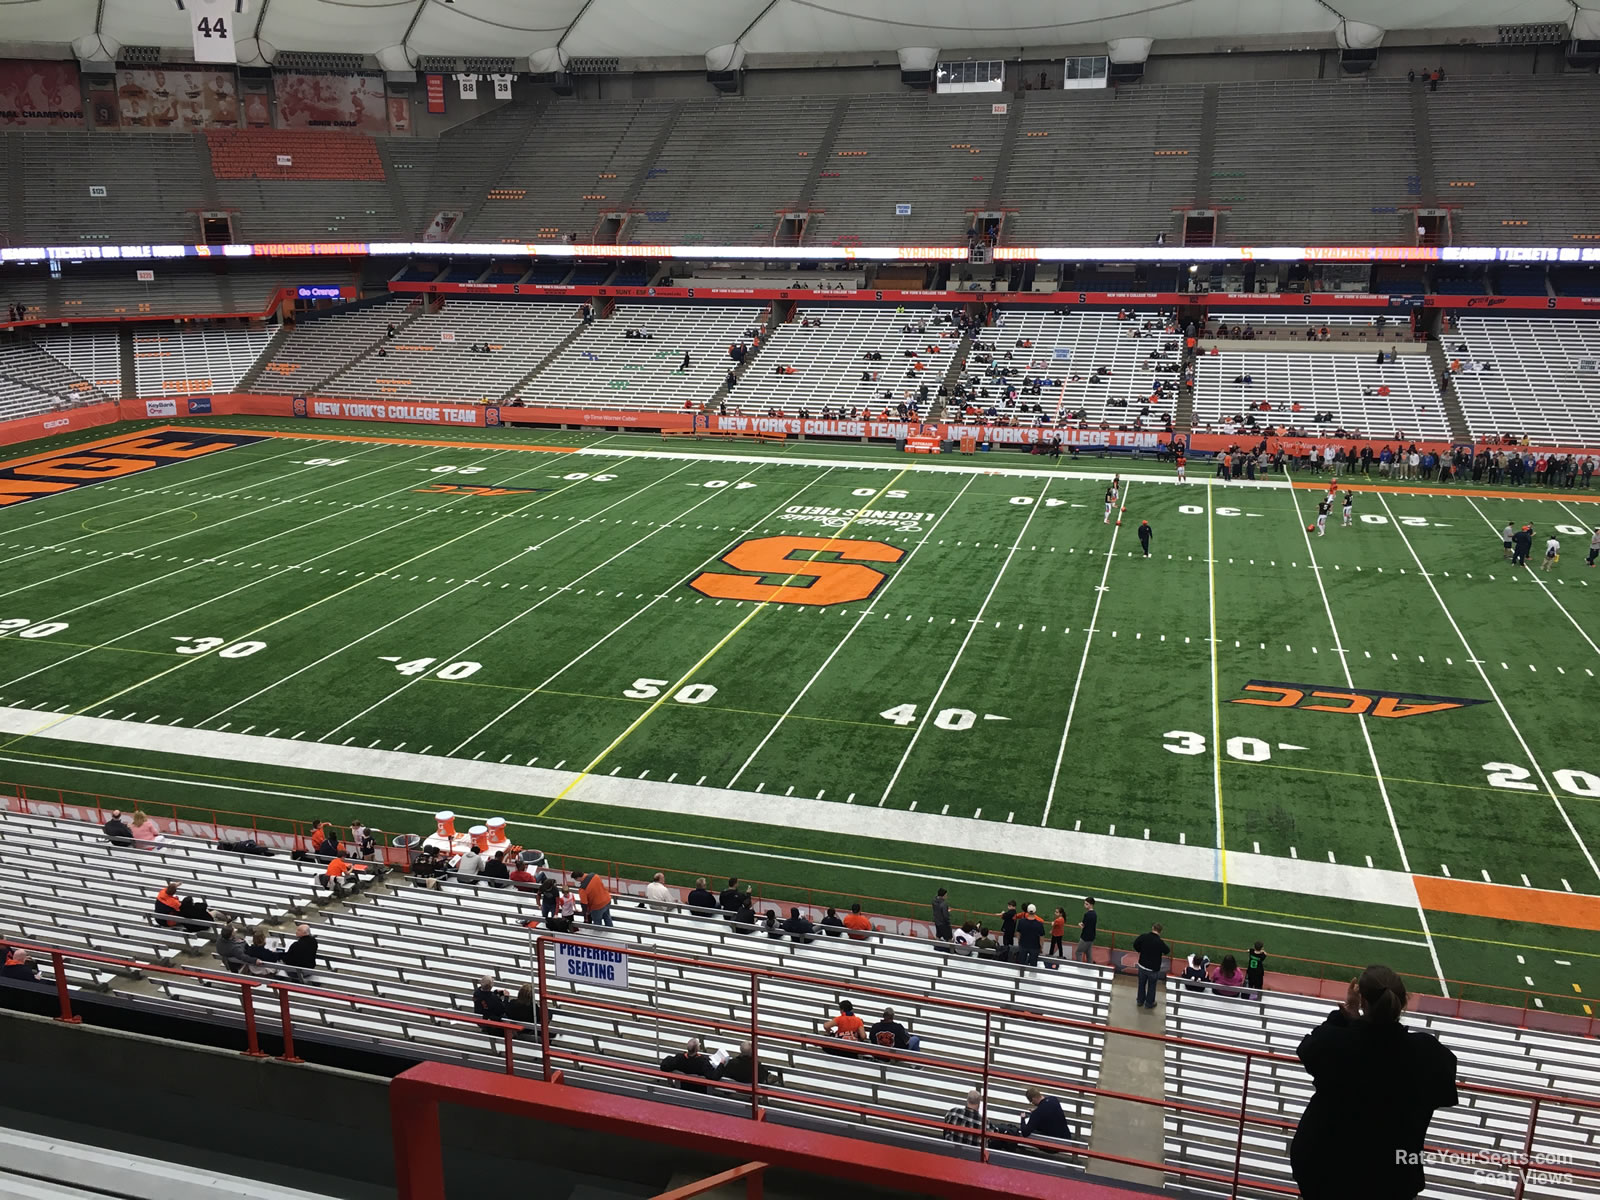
[{"xmin": 1, "ymin": 419, "xmax": 1597, "ymax": 1010}]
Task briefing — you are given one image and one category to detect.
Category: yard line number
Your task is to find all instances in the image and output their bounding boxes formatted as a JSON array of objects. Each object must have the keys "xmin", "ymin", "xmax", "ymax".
[
  {"xmin": 0, "ymin": 617, "xmax": 68, "ymax": 639},
  {"xmin": 1484, "ymin": 762, "xmax": 1600, "ymax": 798}
]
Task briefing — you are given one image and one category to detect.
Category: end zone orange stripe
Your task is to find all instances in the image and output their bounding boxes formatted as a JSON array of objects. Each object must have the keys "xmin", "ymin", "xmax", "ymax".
[
  {"xmin": 164, "ymin": 425, "xmax": 578, "ymax": 455},
  {"xmin": 1414, "ymin": 875, "xmax": 1600, "ymax": 932}
]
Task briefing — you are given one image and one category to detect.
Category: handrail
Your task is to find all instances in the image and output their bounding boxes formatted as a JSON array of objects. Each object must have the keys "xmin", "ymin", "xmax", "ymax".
[{"xmin": 3, "ymin": 783, "xmax": 1595, "ymax": 1033}]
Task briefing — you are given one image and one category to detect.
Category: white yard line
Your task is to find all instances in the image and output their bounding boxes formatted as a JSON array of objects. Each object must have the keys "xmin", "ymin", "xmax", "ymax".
[
  {"xmin": 0, "ymin": 436, "xmax": 334, "ymax": 550},
  {"xmin": 204, "ymin": 461, "xmax": 702, "ymax": 729},
  {"xmin": 1375, "ymin": 490, "xmax": 1600, "ymax": 883},
  {"xmin": 450, "ymin": 465, "xmax": 843, "ymax": 757},
  {"xmin": 1207, "ymin": 483, "xmax": 1226, "ymax": 891},
  {"xmin": 1288, "ymin": 482, "xmax": 1450, "ymax": 994},
  {"xmin": 0, "ymin": 446, "xmax": 550, "ymax": 698},
  {"xmin": 727, "ymin": 473, "xmax": 980, "ymax": 788},
  {"xmin": 1461, "ymin": 496, "xmax": 1600, "ymax": 659},
  {"xmin": 0, "ymin": 438, "xmax": 411, "ymax": 604},
  {"xmin": 0, "ymin": 707, "xmax": 1433, "ymax": 926},
  {"xmin": 879, "ymin": 478, "xmax": 1053, "ymax": 807},
  {"xmin": 1040, "ymin": 484, "xmax": 1127, "ymax": 828}
]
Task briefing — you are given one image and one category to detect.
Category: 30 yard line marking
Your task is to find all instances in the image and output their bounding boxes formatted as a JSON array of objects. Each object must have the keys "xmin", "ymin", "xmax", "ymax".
[
  {"xmin": 1206, "ymin": 482, "xmax": 1227, "ymax": 898},
  {"xmin": 882, "ymin": 477, "xmax": 1053, "ymax": 808},
  {"xmin": 1041, "ymin": 483, "xmax": 1127, "ymax": 827},
  {"xmin": 454, "ymin": 465, "xmax": 839, "ymax": 757},
  {"xmin": 1290, "ymin": 479, "xmax": 1449, "ymax": 995},
  {"xmin": 1376, "ymin": 491, "xmax": 1600, "ymax": 883},
  {"xmin": 538, "ymin": 466, "xmax": 914, "ymax": 819},
  {"xmin": 728, "ymin": 473, "xmax": 979, "ymax": 788}
]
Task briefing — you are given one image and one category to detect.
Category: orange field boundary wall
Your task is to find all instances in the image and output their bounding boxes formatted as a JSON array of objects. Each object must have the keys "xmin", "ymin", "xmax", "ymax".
[{"xmin": 4, "ymin": 394, "xmax": 1600, "ymax": 475}]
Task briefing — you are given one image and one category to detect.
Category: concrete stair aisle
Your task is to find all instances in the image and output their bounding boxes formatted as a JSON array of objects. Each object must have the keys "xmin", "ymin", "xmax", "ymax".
[
  {"xmin": 1425, "ymin": 333, "xmax": 1471, "ymax": 442},
  {"xmin": 445, "ymin": 101, "xmax": 552, "ymax": 241},
  {"xmin": 791, "ymin": 97, "xmax": 851, "ymax": 241},
  {"xmin": 236, "ymin": 323, "xmax": 295, "ymax": 392},
  {"xmin": 1190, "ymin": 84, "xmax": 1219, "ymax": 212},
  {"xmin": 117, "ymin": 326, "xmax": 136, "ymax": 400},
  {"xmin": 1084, "ymin": 975, "xmax": 1166, "ymax": 1189},
  {"xmin": 984, "ymin": 96, "xmax": 1025, "ymax": 228},
  {"xmin": 709, "ymin": 305, "xmax": 781, "ymax": 408},
  {"xmin": 1408, "ymin": 82, "xmax": 1440, "ymax": 209},
  {"xmin": 2, "ymin": 133, "xmax": 24, "ymax": 244},
  {"xmin": 931, "ymin": 328, "xmax": 976, "ymax": 421},
  {"xmin": 618, "ymin": 101, "xmax": 687, "ymax": 219}
]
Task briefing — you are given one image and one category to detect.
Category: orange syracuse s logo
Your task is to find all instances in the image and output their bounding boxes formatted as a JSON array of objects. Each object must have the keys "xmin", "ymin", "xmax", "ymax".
[{"xmin": 689, "ymin": 535, "xmax": 905, "ymax": 606}]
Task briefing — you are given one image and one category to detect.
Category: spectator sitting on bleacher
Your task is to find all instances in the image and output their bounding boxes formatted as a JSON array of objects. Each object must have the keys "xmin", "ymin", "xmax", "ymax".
[
  {"xmin": 472, "ymin": 975, "xmax": 510, "ymax": 1022},
  {"xmin": 152, "ymin": 881, "xmax": 185, "ymax": 927},
  {"xmin": 103, "ymin": 809, "xmax": 133, "ymax": 847},
  {"xmin": 1210, "ymin": 954, "xmax": 1247, "ymax": 997},
  {"xmin": 454, "ymin": 843, "xmax": 485, "ymax": 883},
  {"xmin": 781, "ymin": 907, "xmax": 815, "ymax": 944},
  {"xmin": 309, "ymin": 821, "xmax": 342, "ymax": 861},
  {"xmin": 718, "ymin": 877, "xmax": 747, "ymax": 919},
  {"xmin": 216, "ymin": 924, "xmax": 251, "ymax": 974},
  {"xmin": 481, "ymin": 851, "xmax": 511, "ymax": 889},
  {"xmin": 760, "ymin": 908, "xmax": 782, "ymax": 939},
  {"xmin": 819, "ymin": 906, "xmax": 845, "ymax": 937},
  {"xmin": 129, "ymin": 810, "xmax": 164, "ymax": 850},
  {"xmin": 1181, "ymin": 951, "xmax": 1211, "ymax": 991},
  {"xmin": 506, "ymin": 982, "xmax": 543, "ymax": 1038},
  {"xmin": 411, "ymin": 846, "xmax": 448, "ymax": 889},
  {"xmin": 1019, "ymin": 1087, "xmax": 1076, "ymax": 1147},
  {"xmin": 660, "ymin": 1037, "xmax": 719, "ymax": 1093},
  {"xmin": 824, "ymin": 1000, "xmax": 867, "ymax": 1049},
  {"xmin": 644, "ymin": 872, "xmax": 674, "ymax": 911},
  {"xmin": 718, "ymin": 1040, "xmax": 780, "ymax": 1087},
  {"xmin": 942, "ymin": 1090, "xmax": 1000, "ymax": 1146},
  {"xmin": 1291, "ymin": 965, "xmax": 1458, "ymax": 1199},
  {"xmin": 952, "ymin": 920, "xmax": 977, "ymax": 954},
  {"xmin": 281, "ymin": 924, "xmax": 319, "ymax": 984},
  {"xmin": 686, "ymin": 877, "xmax": 716, "ymax": 915},
  {"xmin": 841, "ymin": 902, "xmax": 873, "ymax": 940},
  {"xmin": 868, "ymin": 1008, "xmax": 920, "ymax": 1054},
  {"xmin": 1, "ymin": 949, "xmax": 40, "ymax": 982},
  {"xmin": 247, "ymin": 928, "xmax": 284, "ymax": 974}
]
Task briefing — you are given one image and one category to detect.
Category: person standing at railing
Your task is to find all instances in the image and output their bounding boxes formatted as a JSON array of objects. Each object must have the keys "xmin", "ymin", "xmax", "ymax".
[
  {"xmin": 1291, "ymin": 965, "xmax": 1458, "ymax": 1199},
  {"xmin": 1073, "ymin": 897, "xmax": 1098, "ymax": 963},
  {"xmin": 931, "ymin": 888, "xmax": 953, "ymax": 943},
  {"xmin": 1016, "ymin": 905, "xmax": 1046, "ymax": 967},
  {"xmin": 1132, "ymin": 923, "xmax": 1171, "ymax": 1010}
]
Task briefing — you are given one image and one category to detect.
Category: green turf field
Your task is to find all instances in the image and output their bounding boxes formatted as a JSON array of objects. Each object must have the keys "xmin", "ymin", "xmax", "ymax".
[{"xmin": 1, "ymin": 418, "xmax": 1597, "ymax": 1013}]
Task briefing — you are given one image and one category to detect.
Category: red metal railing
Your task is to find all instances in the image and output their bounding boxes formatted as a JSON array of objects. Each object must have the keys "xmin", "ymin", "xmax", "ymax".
[
  {"xmin": 2, "ymin": 782, "xmax": 1594, "ymax": 1031},
  {"xmin": 528, "ymin": 934, "xmax": 1600, "ymax": 1197}
]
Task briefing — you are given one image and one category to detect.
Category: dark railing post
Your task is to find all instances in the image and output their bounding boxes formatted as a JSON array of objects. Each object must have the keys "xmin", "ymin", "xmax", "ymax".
[
  {"xmin": 1510, "ymin": 1096, "xmax": 1541, "ymax": 1200},
  {"xmin": 51, "ymin": 951, "xmax": 80, "ymax": 1024},
  {"xmin": 979, "ymin": 1010, "xmax": 993, "ymax": 1164},
  {"xmin": 239, "ymin": 981, "xmax": 267, "ymax": 1057},
  {"xmin": 277, "ymin": 987, "xmax": 303, "ymax": 1063},
  {"xmin": 503, "ymin": 1027, "xmax": 515, "ymax": 1075},
  {"xmin": 749, "ymin": 976, "xmax": 762, "ymax": 1119},
  {"xmin": 536, "ymin": 939, "xmax": 553, "ymax": 1082},
  {"xmin": 1230, "ymin": 1055, "xmax": 1253, "ymax": 1198}
]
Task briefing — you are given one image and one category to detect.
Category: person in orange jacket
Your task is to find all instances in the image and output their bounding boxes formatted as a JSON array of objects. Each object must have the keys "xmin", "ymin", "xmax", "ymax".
[{"xmin": 571, "ymin": 867, "xmax": 614, "ymax": 926}]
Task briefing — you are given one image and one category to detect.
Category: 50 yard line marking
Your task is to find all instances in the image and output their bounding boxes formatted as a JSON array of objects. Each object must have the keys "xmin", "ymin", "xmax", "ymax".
[
  {"xmin": 1376, "ymin": 491, "xmax": 1600, "ymax": 883},
  {"xmin": 1289, "ymin": 480, "xmax": 1449, "ymax": 994},
  {"xmin": 880, "ymin": 476, "xmax": 1053, "ymax": 808},
  {"xmin": 727, "ymin": 472, "xmax": 979, "ymax": 788},
  {"xmin": 1040, "ymin": 482, "xmax": 1126, "ymax": 828},
  {"xmin": 537, "ymin": 466, "xmax": 913, "ymax": 819},
  {"xmin": 1207, "ymin": 482, "xmax": 1227, "ymax": 900}
]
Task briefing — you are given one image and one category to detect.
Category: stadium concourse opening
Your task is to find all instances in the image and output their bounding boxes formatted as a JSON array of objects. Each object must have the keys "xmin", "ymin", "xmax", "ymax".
[{"xmin": 4, "ymin": 5, "xmax": 1600, "ymax": 1198}]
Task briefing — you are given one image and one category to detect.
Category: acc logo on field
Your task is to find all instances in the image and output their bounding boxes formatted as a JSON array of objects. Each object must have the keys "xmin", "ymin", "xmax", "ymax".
[
  {"xmin": 688, "ymin": 535, "xmax": 904, "ymax": 606},
  {"xmin": 1231, "ymin": 680, "xmax": 1486, "ymax": 719}
]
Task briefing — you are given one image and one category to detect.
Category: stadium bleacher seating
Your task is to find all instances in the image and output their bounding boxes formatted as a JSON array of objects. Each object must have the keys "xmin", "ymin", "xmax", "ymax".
[
  {"xmin": 132, "ymin": 328, "xmax": 276, "ymax": 396},
  {"xmin": 257, "ymin": 298, "xmax": 417, "ymax": 392},
  {"xmin": 1449, "ymin": 317, "xmax": 1600, "ymax": 447},
  {"xmin": 523, "ymin": 303, "xmax": 764, "ymax": 411},
  {"xmin": 999, "ymin": 86, "xmax": 1203, "ymax": 245},
  {"xmin": 9, "ymin": 131, "xmax": 206, "ymax": 245},
  {"xmin": 0, "ymin": 338, "xmax": 116, "ymax": 420},
  {"xmin": 205, "ymin": 130, "xmax": 385, "ymax": 180},
  {"xmin": 1163, "ymin": 983, "xmax": 1600, "ymax": 1199},
  {"xmin": 1193, "ymin": 347, "xmax": 1448, "ymax": 440},
  {"xmin": 320, "ymin": 299, "xmax": 574, "ymax": 403},
  {"xmin": 732, "ymin": 305, "xmax": 961, "ymax": 415},
  {"xmin": 30, "ymin": 329, "xmax": 121, "ymax": 399}
]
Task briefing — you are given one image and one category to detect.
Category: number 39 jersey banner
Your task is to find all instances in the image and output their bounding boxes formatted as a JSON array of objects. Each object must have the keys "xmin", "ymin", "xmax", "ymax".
[{"xmin": 188, "ymin": 0, "xmax": 244, "ymax": 64}]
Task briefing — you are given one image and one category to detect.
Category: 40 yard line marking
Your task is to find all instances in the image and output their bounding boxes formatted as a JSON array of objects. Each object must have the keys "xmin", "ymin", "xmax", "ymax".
[
  {"xmin": 727, "ymin": 472, "xmax": 979, "ymax": 788},
  {"xmin": 449, "ymin": 465, "xmax": 841, "ymax": 756},
  {"xmin": 537, "ymin": 466, "xmax": 915, "ymax": 819},
  {"xmin": 1041, "ymin": 482, "xmax": 1127, "ymax": 827},
  {"xmin": 880, "ymin": 476, "xmax": 1054, "ymax": 808},
  {"xmin": 1290, "ymin": 479, "xmax": 1450, "ymax": 995},
  {"xmin": 1376, "ymin": 491, "xmax": 1600, "ymax": 883},
  {"xmin": 1207, "ymin": 481, "xmax": 1227, "ymax": 899}
]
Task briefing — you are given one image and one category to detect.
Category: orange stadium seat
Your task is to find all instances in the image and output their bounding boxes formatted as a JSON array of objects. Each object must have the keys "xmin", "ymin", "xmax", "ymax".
[{"xmin": 205, "ymin": 129, "xmax": 386, "ymax": 182}]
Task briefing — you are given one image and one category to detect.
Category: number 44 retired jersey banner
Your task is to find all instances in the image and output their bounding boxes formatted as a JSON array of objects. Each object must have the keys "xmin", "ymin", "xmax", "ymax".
[{"xmin": 186, "ymin": 0, "xmax": 246, "ymax": 65}]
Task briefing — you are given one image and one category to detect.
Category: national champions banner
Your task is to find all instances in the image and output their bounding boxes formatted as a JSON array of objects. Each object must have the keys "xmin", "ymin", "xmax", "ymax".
[{"xmin": 0, "ymin": 60, "xmax": 84, "ymax": 127}]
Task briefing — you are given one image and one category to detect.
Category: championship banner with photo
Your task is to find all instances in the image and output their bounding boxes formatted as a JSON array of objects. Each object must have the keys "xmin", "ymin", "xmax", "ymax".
[
  {"xmin": 241, "ymin": 81, "xmax": 272, "ymax": 128},
  {"xmin": 117, "ymin": 69, "xmax": 239, "ymax": 129},
  {"xmin": 387, "ymin": 95, "xmax": 411, "ymax": 134},
  {"xmin": 274, "ymin": 72, "xmax": 388, "ymax": 133},
  {"xmin": 0, "ymin": 60, "xmax": 85, "ymax": 127}
]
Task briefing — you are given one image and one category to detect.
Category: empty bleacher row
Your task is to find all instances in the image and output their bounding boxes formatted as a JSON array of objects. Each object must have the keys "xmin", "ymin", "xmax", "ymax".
[
  {"xmin": 325, "ymin": 300, "xmax": 575, "ymax": 403},
  {"xmin": 1449, "ymin": 317, "xmax": 1600, "ymax": 447},
  {"xmin": 32, "ymin": 329, "xmax": 121, "ymax": 398},
  {"xmin": 0, "ymin": 337, "xmax": 116, "ymax": 420},
  {"xmin": 1193, "ymin": 347, "xmax": 1448, "ymax": 440},
  {"xmin": 260, "ymin": 297, "xmax": 417, "ymax": 392},
  {"xmin": 132, "ymin": 328, "xmax": 276, "ymax": 396},
  {"xmin": 522, "ymin": 303, "xmax": 764, "ymax": 411},
  {"xmin": 1163, "ymin": 984, "xmax": 1600, "ymax": 1199},
  {"xmin": 731, "ymin": 305, "xmax": 962, "ymax": 415}
]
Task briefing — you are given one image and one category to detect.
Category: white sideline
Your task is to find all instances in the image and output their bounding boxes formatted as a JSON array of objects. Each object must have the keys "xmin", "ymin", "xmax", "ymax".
[{"xmin": 0, "ymin": 704, "xmax": 1425, "ymax": 913}]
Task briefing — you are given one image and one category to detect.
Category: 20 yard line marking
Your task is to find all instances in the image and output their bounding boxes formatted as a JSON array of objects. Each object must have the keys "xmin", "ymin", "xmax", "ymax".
[
  {"xmin": 1377, "ymin": 491, "xmax": 1600, "ymax": 883},
  {"xmin": 538, "ymin": 466, "xmax": 914, "ymax": 819},
  {"xmin": 728, "ymin": 473, "xmax": 979, "ymax": 788},
  {"xmin": 1291, "ymin": 479, "xmax": 1450, "ymax": 995},
  {"xmin": 1041, "ymin": 483, "xmax": 1128, "ymax": 828},
  {"xmin": 881, "ymin": 477, "xmax": 1053, "ymax": 808}
]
